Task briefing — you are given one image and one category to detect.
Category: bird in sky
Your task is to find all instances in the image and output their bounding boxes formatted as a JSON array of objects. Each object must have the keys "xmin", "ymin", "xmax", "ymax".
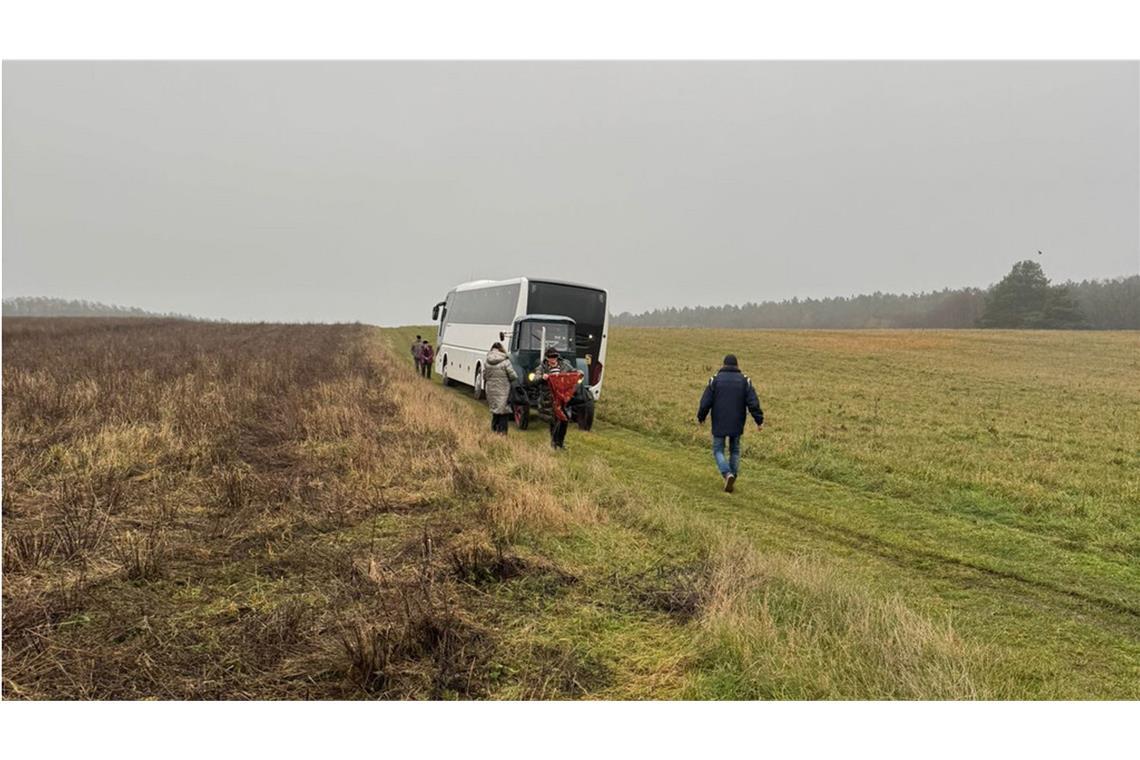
[{"xmin": 1038, "ymin": 250, "xmax": 1043, "ymax": 256}]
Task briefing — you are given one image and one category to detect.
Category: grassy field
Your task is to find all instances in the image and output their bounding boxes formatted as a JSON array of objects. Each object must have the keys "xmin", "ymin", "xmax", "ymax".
[
  {"xmin": 395, "ymin": 325, "xmax": 1140, "ymax": 698},
  {"xmin": 4, "ymin": 320, "xmax": 1138, "ymax": 698}
]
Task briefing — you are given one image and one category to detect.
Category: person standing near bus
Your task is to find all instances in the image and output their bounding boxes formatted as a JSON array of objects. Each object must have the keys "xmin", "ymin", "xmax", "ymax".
[
  {"xmin": 411, "ymin": 335, "xmax": 424, "ymax": 372},
  {"xmin": 420, "ymin": 341, "xmax": 435, "ymax": 379},
  {"xmin": 697, "ymin": 354, "xmax": 764, "ymax": 492},
  {"xmin": 483, "ymin": 342, "xmax": 518, "ymax": 434},
  {"xmin": 535, "ymin": 347, "xmax": 576, "ymax": 449}
]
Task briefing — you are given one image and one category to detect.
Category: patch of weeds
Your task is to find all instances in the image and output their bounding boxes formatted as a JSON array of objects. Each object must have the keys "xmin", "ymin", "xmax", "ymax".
[
  {"xmin": 517, "ymin": 641, "xmax": 613, "ymax": 699},
  {"xmin": 241, "ymin": 598, "xmax": 313, "ymax": 667},
  {"xmin": 634, "ymin": 560, "xmax": 711, "ymax": 622},
  {"xmin": 213, "ymin": 464, "xmax": 254, "ymax": 514},
  {"xmin": 3, "ymin": 530, "xmax": 59, "ymax": 571},
  {"xmin": 449, "ymin": 455, "xmax": 496, "ymax": 501},
  {"xmin": 339, "ymin": 604, "xmax": 490, "ymax": 698},
  {"xmin": 113, "ymin": 529, "xmax": 169, "ymax": 581},
  {"xmin": 53, "ymin": 482, "xmax": 112, "ymax": 561},
  {"xmin": 450, "ymin": 541, "xmax": 528, "ymax": 585}
]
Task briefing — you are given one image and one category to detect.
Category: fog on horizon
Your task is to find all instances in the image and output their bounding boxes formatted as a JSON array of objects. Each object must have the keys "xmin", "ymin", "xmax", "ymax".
[{"xmin": 3, "ymin": 61, "xmax": 1138, "ymax": 324}]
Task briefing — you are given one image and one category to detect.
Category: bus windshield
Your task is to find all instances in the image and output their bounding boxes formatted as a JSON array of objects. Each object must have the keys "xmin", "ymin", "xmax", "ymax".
[{"xmin": 526, "ymin": 281, "xmax": 606, "ymax": 368}]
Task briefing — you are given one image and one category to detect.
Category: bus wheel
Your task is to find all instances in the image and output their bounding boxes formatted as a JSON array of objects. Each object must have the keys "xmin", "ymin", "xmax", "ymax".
[
  {"xmin": 514, "ymin": 402, "xmax": 530, "ymax": 430},
  {"xmin": 473, "ymin": 365, "xmax": 485, "ymax": 400},
  {"xmin": 576, "ymin": 399, "xmax": 596, "ymax": 431},
  {"xmin": 442, "ymin": 361, "xmax": 456, "ymax": 387}
]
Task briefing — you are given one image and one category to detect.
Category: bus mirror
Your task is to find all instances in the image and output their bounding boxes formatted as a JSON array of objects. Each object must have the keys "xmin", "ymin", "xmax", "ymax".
[
  {"xmin": 431, "ymin": 305, "xmax": 440, "ymax": 320},
  {"xmin": 499, "ymin": 331, "xmax": 506, "ymax": 341}
]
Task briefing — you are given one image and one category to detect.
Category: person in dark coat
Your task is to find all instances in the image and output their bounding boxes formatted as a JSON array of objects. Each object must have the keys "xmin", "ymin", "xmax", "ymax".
[
  {"xmin": 411, "ymin": 335, "xmax": 424, "ymax": 371},
  {"xmin": 697, "ymin": 354, "xmax": 764, "ymax": 492},
  {"xmin": 420, "ymin": 342, "xmax": 434, "ymax": 379}
]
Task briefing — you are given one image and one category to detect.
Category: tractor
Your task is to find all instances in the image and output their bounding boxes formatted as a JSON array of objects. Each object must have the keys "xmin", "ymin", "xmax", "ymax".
[{"xmin": 503, "ymin": 315, "xmax": 596, "ymax": 431}]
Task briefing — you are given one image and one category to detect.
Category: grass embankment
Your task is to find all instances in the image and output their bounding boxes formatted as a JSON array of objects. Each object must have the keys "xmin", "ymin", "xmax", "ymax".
[{"xmin": 397, "ymin": 326, "xmax": 1140, "ymax": 698}]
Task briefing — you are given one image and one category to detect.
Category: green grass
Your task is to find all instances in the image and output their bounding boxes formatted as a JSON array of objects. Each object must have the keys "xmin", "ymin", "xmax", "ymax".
[{"xmin": 394, "ymin": 326, "xmax": 1140, "ymax": 698}]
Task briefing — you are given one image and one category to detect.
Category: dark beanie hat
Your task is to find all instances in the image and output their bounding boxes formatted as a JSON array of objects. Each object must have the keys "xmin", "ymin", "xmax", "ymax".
[
  {"xmin": 723, "ymin": 354, "xmax": 738, "ymax": 367},
  {"xmin": 545, "ymin": 347, "xmax": 560, "ymax": 358}
]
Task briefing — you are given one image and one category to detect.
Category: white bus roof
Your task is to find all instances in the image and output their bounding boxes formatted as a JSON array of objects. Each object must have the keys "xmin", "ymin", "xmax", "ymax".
[
  {"xmin": 452, "ymin": 277, "xmax": 606, "ymax": 293},
  {"xmin": 514, "ymin": 313, "xmax": 576, "ymax": 324},
  {"xmin": 453, "ymin": 277, "xmax": 524, "ymax": 291}
]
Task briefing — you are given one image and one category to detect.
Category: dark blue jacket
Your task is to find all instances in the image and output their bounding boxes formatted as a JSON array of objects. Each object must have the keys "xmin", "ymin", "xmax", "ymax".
[{"xmin": 697, "ymin": 366, "xmax": 764, "ymax": 437}]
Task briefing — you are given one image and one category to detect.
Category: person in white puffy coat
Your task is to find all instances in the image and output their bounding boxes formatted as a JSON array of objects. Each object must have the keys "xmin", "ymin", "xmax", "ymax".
[{"xmin": 483, "ymin": 342, "xmax": 518, "ymax": 434}]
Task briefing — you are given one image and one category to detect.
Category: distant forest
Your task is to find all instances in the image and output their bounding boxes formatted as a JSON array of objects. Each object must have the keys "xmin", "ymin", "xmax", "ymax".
[
  {"xmin": 2, "ymin": 297, "xmax": 201, "ymax": 321},
  {"xmin": 615, "ymin": 269, "xmax": 1139, "ymax": 330}
]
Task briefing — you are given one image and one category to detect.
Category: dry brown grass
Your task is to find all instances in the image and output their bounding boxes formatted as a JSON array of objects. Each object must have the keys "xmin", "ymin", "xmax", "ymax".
[
  {"xmin": 385, "ymin": 372, "xmax": 602, "ymax": 538},
  {"xmin": 2, "ymin": 318, "xmax": 597, "ymax": 699}
]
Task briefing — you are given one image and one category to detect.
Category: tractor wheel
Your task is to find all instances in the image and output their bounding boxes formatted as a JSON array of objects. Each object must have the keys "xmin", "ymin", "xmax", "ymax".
[
  {"xmin": 577, "ymin": 399, "xmax": 596, "ymax": 431},
  {"xmin": 514, "ymin": 402, "xmax": 530, "ymax": 430}
]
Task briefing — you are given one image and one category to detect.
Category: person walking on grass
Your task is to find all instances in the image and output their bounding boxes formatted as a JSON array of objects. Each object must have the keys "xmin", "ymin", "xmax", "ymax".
[
  {"xmin": 697, "ymin": 354, "xmax": 764, "ymax": 492},
  {"xmin": 484, "ymin": 342, "xmax": 518, "ymax": 434},
  {"xmin": 420, "ymin": 341, "xmax": 434, "ymax": 379},
  {"xmin": 411, "ymin": 335, "xmax": 424, "ymax": 372},
  {"xmin": 534, "ymin": 347, "xmax": 577, "ymax": 450}
]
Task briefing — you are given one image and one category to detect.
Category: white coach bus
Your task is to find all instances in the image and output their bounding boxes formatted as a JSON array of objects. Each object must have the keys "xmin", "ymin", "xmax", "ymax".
[{"xmin": 431, "ymin": 277, "xmax": 610, "ymax": 400}]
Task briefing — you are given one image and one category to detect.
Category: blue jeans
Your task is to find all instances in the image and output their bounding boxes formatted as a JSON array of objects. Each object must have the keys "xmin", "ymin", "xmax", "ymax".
[{"xmin": 712, "ymin": 436, "xmax": 741, "ymax": 477}]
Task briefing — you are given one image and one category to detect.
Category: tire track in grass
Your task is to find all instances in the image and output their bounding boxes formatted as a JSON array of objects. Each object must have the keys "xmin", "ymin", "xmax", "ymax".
[
  {"xmin": 579, "ymin": 425, "xmax": 1140, "ymax": 697},
  {"xmin": 599, "ymin": 411, "xmax": 1138, "ymax": 563},
  {"xmin": 582, "ymin": 425, "xmax": 1140, "ymax": 629}
]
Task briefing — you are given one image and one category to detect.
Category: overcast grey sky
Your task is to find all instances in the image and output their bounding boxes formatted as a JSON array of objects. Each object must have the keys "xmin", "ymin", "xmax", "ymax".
[{"xmin": 4, "ymin": 62, "xmax": 1138, "ymax": 324}]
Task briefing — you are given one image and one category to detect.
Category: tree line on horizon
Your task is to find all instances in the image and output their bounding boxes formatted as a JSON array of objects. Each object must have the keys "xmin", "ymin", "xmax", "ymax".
[
  {"xmin": 2, "ymin": 296, "xmax": 204, "ymax": 321},
  {"xmin": 614, "ymin": 262, "xmax": 1139, "ymax": 330},
  {"xmin": 4, "ymin": 262, "xmax": 1136, "ymax": 329}
]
